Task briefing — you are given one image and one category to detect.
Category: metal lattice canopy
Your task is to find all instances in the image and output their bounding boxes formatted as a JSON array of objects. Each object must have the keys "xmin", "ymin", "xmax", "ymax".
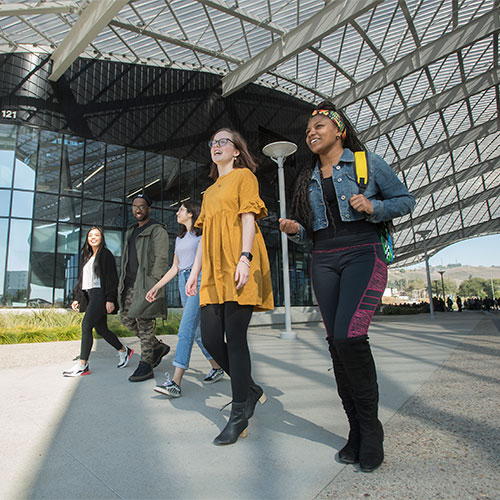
[{"xmin": 0, "ymin": 0, "xmax": 499, "ymax": 266}]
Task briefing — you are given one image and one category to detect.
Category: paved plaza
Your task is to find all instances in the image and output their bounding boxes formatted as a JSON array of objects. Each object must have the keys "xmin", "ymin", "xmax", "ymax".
[{"xmin": 1, "ymin": 311, "xmax": 499, "ymax": 500}]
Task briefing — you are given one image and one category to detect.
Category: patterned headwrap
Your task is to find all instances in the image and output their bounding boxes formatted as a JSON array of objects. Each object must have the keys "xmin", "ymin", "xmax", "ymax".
[{"xmin": 311, "ymin": 109, "xmax": 347, "ymax": 139}]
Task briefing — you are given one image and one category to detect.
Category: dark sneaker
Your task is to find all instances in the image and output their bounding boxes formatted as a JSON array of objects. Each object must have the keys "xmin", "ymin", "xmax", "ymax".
[
  {"xmin": 63, "ymin": 361, "xmax": 90, "ymax": 377},
  {"xmin": 151, "ymin": 341, "xmax": 171, "ymax": 368},
  {"xmin": 203, "ymin": 368, "xmax": 224, "ymax": 384},
  {"xmin": 128, "ymin": 361, "xmax": 153, "ymax": 382},
  {"xmin": 117, "ymin": 346, "xmax": 134, "ymax": 368},
  {"xmin": 153, "ymin": 372, "xmax": 181, "ymax": 398}
]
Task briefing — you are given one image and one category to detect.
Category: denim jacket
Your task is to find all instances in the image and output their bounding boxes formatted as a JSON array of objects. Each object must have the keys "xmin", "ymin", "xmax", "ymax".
[{"xmin": 290, "ymin": 148, "xmax": 415, "ymax": 243}]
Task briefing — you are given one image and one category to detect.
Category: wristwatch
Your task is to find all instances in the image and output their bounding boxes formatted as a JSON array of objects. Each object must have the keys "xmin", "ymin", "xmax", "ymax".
[{"xmin": 240, "ymin": 251, "xmax": 253, "ymax": 262}]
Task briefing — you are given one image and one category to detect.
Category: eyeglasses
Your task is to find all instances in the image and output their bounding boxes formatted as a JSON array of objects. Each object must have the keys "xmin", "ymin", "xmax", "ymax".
[
  {"xmin": 208, "ymin": 137, "xmax": 235, "ymax": 148},
  {"xmin": 132, "ymin": 205, "xmax": 148, "ymax": 211}
]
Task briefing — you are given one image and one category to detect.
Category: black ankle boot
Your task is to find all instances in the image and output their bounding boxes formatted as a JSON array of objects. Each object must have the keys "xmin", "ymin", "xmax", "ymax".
[
  {"xmin": 213, "ymin": 401, "xmax": 249, "ymax": 446},
  {"xmin": 327, "ymin": 337, "xmax": 360, "ymax": 464},
  {"xmin": 334, "ymin": 336, "xmax": 384, "ymax": 472},
  {"xmin": 245, "ymin": 383, "xmax": 267, "ymax": 419}
]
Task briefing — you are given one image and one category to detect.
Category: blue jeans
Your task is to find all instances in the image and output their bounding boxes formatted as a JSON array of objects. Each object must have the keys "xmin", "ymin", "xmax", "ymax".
[{"xmin": 174, "ymin": 269, "xmax": 212, "ymax": 370}]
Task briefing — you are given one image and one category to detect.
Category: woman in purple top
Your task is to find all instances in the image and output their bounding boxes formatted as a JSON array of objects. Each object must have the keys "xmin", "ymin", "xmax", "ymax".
[{"xmin": 146, "ymin": 200, "xmax": 223, "ymax": 398}]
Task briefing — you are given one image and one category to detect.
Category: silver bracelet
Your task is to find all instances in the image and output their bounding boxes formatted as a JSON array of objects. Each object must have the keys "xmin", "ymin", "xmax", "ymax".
[{"xmin": 239, "ymin": 258, "xmax": 250, "ymax": 268}]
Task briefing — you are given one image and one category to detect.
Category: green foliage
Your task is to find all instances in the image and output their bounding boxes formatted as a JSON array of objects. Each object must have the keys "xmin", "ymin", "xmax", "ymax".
[
  {"xmin": 458, "ymin": 277, "xmax": 489, "ymax": 298},
  {"xmin": 0, "ymin": 310, "xmax": 182, "ymax": 344}
]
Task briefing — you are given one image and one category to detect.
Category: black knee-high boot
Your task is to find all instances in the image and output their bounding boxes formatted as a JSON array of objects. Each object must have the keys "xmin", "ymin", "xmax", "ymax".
[
  {"xmin": 334, "ymin": 336, "xmax": 384, "ymax": 472},
  {"xmin": 213, "ymin": 401, "xmax": 249, "ymax": 445},
  {"xmin": 327, "ymin": 337, "xmax": 360, "ymax": 464}
]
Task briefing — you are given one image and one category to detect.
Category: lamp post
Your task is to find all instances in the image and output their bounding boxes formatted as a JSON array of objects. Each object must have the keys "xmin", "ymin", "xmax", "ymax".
[
  {"xmin": 263, "ymin": 141, "xmax": 298, "ymax": 340},
  {"xmin": 438, "ymin": 270, "xmax": 446, "ymax": 298},
  {"xmin": 416, "ymin": 230, "xmax": 434, "ymax": 319}
]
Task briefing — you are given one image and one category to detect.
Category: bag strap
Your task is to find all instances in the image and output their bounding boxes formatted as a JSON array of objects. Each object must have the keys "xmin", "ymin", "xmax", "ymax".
[{"xmin": 354, "ymin": 151, "xmax": 368, "ymax": 194}]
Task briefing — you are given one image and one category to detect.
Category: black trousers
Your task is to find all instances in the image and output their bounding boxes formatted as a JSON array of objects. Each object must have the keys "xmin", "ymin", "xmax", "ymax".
[
  {"xmin": 80, "ymin": 288, "xmax": 123, "ymax": 361},
  {"xmin": 312, "ymin": 243, "xmax": 387, "ymax": 340},
  {"xmin": 200, "ymin": 302, "xmax": 253, "ymax": 403}
]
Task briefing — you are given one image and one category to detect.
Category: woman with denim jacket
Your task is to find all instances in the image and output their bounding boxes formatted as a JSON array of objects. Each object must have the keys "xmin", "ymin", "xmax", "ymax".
[
  {"xmin": 280, "ymin": 101, "xmax": 415, "ymax": 472},
  {"xmin": 145, "ymin": 200, "xmax": 224, "ymax": 398}
]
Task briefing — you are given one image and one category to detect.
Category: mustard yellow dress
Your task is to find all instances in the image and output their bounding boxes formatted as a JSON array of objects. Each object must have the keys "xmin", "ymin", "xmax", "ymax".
[{"xmin": 195, "ymin": 167, "xmax": 274, "ymax": 312}]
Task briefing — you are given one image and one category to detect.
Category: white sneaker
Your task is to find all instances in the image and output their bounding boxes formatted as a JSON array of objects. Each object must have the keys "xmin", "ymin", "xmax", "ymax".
[
  {"xmin": 203, "ymin": 368, "xmax": 224, "ymax": 384},
  {"xmin": 63, "ymin": 361, "xmax": 90, "ymax": 377},
  {"xmin": 117, "ymin": 346, "xmax": 134, "ymax": 368},
  {"xmin": 153, "ymin": 372, "xmax": 181, "ymax": 398}
]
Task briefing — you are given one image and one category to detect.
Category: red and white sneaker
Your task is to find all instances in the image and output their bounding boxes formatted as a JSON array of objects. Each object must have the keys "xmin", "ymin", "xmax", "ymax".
[
  {"xmin": 63, "ymin": 361, "xmax": 90, "ymax": 377},
  {"xmin": 117, "ymin": 346, "xmax": 134, "ymax": 368}
]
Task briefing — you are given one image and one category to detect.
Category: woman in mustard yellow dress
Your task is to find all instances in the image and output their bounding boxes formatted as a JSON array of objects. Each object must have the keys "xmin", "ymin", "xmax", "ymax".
[{"xmin": 186, "ymin": 128, "xmax": 273, "ymax": 445}]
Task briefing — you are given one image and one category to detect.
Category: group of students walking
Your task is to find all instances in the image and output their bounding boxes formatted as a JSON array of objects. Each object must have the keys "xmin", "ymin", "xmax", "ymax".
[{"xmin": 64, "ymin": 101, "xmax": 415, "ymax": 470}]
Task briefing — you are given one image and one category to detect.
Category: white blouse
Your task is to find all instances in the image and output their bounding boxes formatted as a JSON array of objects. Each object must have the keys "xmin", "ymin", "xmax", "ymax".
[{"xmin": 82, "ymin": 255, "xmax": 101, "ymax": 290}]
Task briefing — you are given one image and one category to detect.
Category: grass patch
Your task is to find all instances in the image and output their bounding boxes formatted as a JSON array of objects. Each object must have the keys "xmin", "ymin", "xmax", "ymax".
[{"xmin": 0, "ymin": 310, "xmax": 181, "ymax": 345}]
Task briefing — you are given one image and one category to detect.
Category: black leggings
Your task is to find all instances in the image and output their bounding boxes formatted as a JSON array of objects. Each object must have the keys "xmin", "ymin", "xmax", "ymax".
[
  {"xmin": 311, "ymin": 243, "xmax": 387, "ymax": 340},
  {"xmin": 200, "ymin": 302, "xmax": 253, "ymax": 403},
  {"xmin": 80, "ymin": 288, "xmax": 123, "ymax": 361}
]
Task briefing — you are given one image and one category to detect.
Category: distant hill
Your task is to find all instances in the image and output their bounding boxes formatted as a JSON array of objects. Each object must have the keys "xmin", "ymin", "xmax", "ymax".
[{"xmin": 389, "ymin": 265, "xmax": 500, "ymax": 286}]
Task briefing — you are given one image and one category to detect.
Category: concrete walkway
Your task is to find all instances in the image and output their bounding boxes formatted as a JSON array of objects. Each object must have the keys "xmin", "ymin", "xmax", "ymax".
[{"xmin": 1, "ymin": 311, "xmax": 498, "ymax": 500}]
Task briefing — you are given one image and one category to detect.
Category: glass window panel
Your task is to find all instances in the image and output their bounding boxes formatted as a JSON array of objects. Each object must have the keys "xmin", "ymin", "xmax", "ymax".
[
  {"xmin": 0, "ymin": 123, "xmax": 16, "ymax": 188},
  {"xmin": 82, "ymin": 198, "xmax": 103, "ymax": 226},
  {"xmin": 125, "ymin": 148, "xmax": 145, "ymax": 198},
  {"xmin": 105, "ymin": 144, "xmax": 126, "ymax": 202},
  {"xmin": 83, "ymin": 140, "xmax": 106, "ymax": 199},
  {"xmin": 179, "ymin": 159, "xmax": 199, "ymax": 204},
  {"xmin": 145, "ymin": 152, "xmax": 162, "ymax": 206},
  {"xmin": 34, "ymin": 192, "xmax": 59, "ymax": 221},
  {"xmin": 11, "ymin": 190, "xmax": 34, "ymax": 218},
  {"xmin": 102, "ymin": 228, "xmax": 122, "ymax": 278},
  {"xmin": 58, "ymin": 196, "xmax": 81, "ymax": 223},
  {"xmin": 0, "ymin": 189, "xmax": 11, "ymax": 216},
  {"xmin": 103, "ymin": 201, "xmax": 125, "ymax": 227},
  {"xmin": 29, "ymin": 222, "xmax": 57, "ymax": 305},
  {"xmin": 55, "ymin": 224, "xmax": 80, "ymax": 306},
  {"xmin": 61, "ymin": 135, "xmax": 85, "ymax": 197},
  {"xmin": 6, "ymin": 218, "xmax": 32, "ymax": 306},
  {"xmin": 37, "ymin": 130, "xmax": 62, "ymax": 193},
  {"xmin": 0, "ymin": 150, "xmax": 15, "ymax": 188},
  {"xmin": 14, "ymin": 126, "xmax": 38, "ymax": 190},
  {"xmin": 163, "ymin": 156, "xmax": 179, "ymax": 207},
  {"xmin": 0, "ymin": 218, "xmax": 8, "ymax": 299}
]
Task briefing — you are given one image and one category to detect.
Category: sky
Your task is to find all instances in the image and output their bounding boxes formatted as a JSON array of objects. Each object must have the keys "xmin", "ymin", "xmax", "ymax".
[{"xmin": 409, "ymin": 234, "xmax": 500, "ymax": 269}]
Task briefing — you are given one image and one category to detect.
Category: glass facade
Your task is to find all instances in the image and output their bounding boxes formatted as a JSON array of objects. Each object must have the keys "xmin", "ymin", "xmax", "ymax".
[{"xmin": 0, "ymin": 122, "xmax": 314, "ymax": 308}]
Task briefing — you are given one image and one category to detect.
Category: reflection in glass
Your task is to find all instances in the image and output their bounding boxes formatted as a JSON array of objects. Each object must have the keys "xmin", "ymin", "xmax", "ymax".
[
  {"xmin": 82, "ymin": 199, "xmax": 103, "ymax": 225},
  {"xmin": 37, "ymin": 130, "xmax": 61, "ymax": 193},
  {"xmin": 55, "ymin": 223, "xmax": 80, "ymax": 306},
  {"xmin": 58, "ymin": 196, "xmax": 81, "ymax": 223},
  {"xmin": 6, "ymin": 218, "xmax": 32, "ymax": 305},
  {"xmin": 15, "ymin": 126, "xmax": 38, "ymax": 190},
  {"xmin": 61, "ymin": 135, "xmax": 85, "ymax": 196},
  {"xmin": 103, "ymin": 202, "xmax": 124, "ymax": 227},
  {"xmin": 0, "ymin": 218, "xmax": 8, "ymax": 298},
  {"xmin": 11, "ymin": 190, "xmax": 34, "ymax": 218},
  {"xmin": 126, "ymin": 148, "xmax": 145, "ymax": 199},
  {"xmin": 0, "ymin": 150, "xmax": 15, "ymax": 188},
  {"xmin": 145, "ymin": 152, "xmax": 162, "ymax": 206},
  {"xmin": 180, "ymin": 158, "xmax": 200, "ymax": 203},
  {"xmin": 106, "ymin": 144, "xmax": 126, "ymax": 202},
  {"xmin": 0, "ymin": 189, "xmax": 11, "ymax": 217},
  {"xmin": 29, "ymin": 222, "xmax": 57, "ymax": 304},
  {"xmin": 163, "ymin": 156, "xmax": 179, "ymax": 207},
  {"xmin": 83, "ymin": 140, "xmax": 105, "ymax": 199},
  {"xmin": 34, "ymin": 192, "xmax": 59, "ymax": 221}
]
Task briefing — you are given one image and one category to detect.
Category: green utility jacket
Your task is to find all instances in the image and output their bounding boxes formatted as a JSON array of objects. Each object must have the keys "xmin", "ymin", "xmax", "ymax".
[{"xmin": 118, "ymin": 221, "xmax": 169, "ymax": 319}]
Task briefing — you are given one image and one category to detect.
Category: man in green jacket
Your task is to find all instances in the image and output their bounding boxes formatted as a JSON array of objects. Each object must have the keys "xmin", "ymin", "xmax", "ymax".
[{"xmin": 118, "ymin": 193, "xmax": 170, "ymax": 382}]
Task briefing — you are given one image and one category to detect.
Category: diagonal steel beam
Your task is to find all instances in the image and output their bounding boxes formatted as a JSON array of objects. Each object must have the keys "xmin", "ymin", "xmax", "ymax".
[
  {"xmin": 221, "ymin": 0, "xmax": 384, "ymax": 97},
  {"xmin": 392, "ymin": 117, "xmax": 500, "ymax": 173},
  {"xmin": 410, "ymin": 156, "xmax": 500, "ymax": 199},
  {"xmin": 360, "ymin": 68, "xmax": 500, "ymax": 142},
  {"xmin": 0, "ymin": 1, "xmax": 78, "ymax": 17},
  {"xmin": 49, "ymin": 0, "xmax": 130, "ymax": 81},
  {"xmin": 335, "ymin": 7, "xmax": 500, "ymax": 107}
]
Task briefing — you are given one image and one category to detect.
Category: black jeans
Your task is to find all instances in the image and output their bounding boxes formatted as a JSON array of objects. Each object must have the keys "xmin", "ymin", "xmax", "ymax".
[
  {"xmin": 80, "ymin": 288, "xmax": 123, "ymax": 361},
  {"xmin": 311, "ymin": 242, "xmax": 387, "ymax": 340},
  {"xmin": 200, "ymin": 302, "xmax": 253, "ymax": 403}
]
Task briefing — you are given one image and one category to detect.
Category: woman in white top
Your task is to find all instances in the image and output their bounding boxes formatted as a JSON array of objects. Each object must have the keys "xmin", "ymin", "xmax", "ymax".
[
  {"xmin": 63, "ymin": 227, "xmax": 133, "ymax": 377},
  {"xmin": 146, "ymin": 201, "xmax": 223, "ymax": 397}
]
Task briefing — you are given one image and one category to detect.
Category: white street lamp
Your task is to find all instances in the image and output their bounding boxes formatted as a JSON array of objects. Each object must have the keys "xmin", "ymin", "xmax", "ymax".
[
  {"xmin": 262, "ymin": 141, "xmax": 298, "ymax": 339},
  {"xmin": 417, "ymin": 230, "xmax": 434, "ymax": 319}
]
